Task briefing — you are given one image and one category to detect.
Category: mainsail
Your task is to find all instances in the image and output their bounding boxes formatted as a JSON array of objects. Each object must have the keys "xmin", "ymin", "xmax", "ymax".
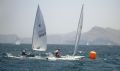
[
  {"xmin": 32, "ymin": 5, "xmax": 47, "ymax": 51},
  {"xmin": 73, "ymin": 4, "xmax": 84, "ymax": 56}
]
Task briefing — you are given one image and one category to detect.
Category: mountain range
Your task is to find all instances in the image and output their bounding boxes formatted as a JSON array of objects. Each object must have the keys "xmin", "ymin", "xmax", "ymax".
[{"xmin": 0, "ymin": 26, "xmax": 120, "ymax": 45}]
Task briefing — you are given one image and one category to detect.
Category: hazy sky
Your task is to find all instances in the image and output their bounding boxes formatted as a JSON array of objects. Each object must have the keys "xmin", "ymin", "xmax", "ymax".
[{"xmin": 0, "ymin": 0, "xmax": 120, "ymax": 38}]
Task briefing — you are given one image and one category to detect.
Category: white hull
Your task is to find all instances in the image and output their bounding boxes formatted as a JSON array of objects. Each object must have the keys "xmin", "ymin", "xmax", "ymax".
[{"xmin": 47, "ymin": 55, "xmax": 85, "ymax": 61}]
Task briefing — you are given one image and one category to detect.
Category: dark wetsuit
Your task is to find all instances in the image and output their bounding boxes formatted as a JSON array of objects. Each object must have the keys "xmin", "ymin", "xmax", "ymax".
[
  {"xmin": 54, "ymin": 50, "xmax": 61, "ymax": 58},
  {"xmin": 55, "ymin": 52, "xmax": 60, "ymax": 58},
  {"xmin": 22, "ymin": 51, "xmax": 27, "ymax": 56}
]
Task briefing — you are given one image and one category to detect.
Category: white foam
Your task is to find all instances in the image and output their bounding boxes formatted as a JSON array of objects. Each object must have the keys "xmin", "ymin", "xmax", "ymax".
[
  {"xmin": 6, "ymin": 53, "xmax": 85, "ymax": 61},
  {"xmin": 6, "ymin": 53, "xmax": 43, "ymax": 60}
]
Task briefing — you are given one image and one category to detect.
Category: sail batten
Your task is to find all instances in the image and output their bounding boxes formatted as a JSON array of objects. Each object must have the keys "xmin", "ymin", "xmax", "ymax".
[
  {"xmin": 73, "ymin": 4, "xmax": 84, "ymax": 56},
  {"xmin": 32, "ymin": 5, "xmax": 47, "ymax": 51}
]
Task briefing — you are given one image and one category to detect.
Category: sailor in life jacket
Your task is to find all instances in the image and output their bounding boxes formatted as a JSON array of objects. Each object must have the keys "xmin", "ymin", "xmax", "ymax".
[{"xmin": 54, "ymin": 49, "xmax": 61, "ymax": 58}]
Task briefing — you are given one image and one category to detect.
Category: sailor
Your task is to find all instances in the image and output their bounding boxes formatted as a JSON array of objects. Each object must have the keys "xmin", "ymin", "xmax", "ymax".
[
  {"xmin": 54, "ymin": 49, "xmax": 61, "ymax": 58},
  {"xmin": 21, "ymin": 50, "xmax": 27, "ymax": 56}
]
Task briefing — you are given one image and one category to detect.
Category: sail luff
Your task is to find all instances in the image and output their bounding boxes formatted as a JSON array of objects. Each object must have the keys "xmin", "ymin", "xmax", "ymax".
[
  {"xmin": 32, "ymin": 6, "xmax": 39, "ymax": 50},
  {"xmin": 73, "ymin": 4, "xmax": 84, "ymax": 56},
  {"xmin": 32, "ymin": 5, "xmax": 47, "ymax": 51}
]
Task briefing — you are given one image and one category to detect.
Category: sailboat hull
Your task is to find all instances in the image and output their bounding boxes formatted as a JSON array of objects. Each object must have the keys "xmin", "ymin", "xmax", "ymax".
[{"xmin": 47, "ymin": 55, "xmax": 85, "ymax": 61}]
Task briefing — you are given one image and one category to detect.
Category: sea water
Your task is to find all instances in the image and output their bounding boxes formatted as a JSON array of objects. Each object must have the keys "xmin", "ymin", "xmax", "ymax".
[{"xmin": 0, "ymin": 44, "xmax": 120, "ymax": 71}]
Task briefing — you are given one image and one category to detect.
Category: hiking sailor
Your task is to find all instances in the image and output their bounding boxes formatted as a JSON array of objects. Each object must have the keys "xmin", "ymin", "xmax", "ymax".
[
  {"xmin": 54, "ymin": 49, "xmax": 61, "ymax": 58},
  {"xmin": 21, "ymin": 50, "xmax": 27, "ymax": 56}
]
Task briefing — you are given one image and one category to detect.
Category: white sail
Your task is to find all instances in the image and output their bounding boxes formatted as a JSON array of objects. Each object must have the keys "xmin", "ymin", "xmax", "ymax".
[
  {"xmin": 15, "ymin": 40, "xmax": 21, "ymax": 45},
  {"xmin": 32, "ymin": 5, "xmax": 47, "ymax": 51},
  {"xmin": 73, "ymin": 4, "xmax": 84, "ymax": 56}
]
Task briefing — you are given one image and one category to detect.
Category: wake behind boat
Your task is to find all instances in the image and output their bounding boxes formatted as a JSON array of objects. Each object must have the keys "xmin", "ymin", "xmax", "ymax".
[{"xmin": 6, "ymin": 53, "xmax": 46, "ymax": 60}]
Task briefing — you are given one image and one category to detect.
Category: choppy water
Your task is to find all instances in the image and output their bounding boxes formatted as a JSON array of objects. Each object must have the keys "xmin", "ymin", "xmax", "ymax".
[{"xmin": 0, "ymin": 44, "xmax": 120, "ymax": 71}]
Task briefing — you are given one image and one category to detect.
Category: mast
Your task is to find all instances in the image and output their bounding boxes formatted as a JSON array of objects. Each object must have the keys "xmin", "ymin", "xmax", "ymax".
[{"xmin": 73, "ymin": 4, "xmax": 84, "ymax": 56}]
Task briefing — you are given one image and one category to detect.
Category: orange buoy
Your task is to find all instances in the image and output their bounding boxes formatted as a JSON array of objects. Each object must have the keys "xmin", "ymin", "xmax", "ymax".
[{"xmin": 89, "ymin": 51, "xmax": 96, "ymax": 59}]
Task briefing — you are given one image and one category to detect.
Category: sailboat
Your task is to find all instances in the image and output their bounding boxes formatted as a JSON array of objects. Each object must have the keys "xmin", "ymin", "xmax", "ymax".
[
  {"xmin": 47, "ymin": 4, "xmax": 85, "ymax": 60},
  {"xmin": 15, "ymin": 40, "xmax": 21, "ymax": 45},
  {"xmin": 6, "ymin": 5, "xmax": 47, "ymax": 59}
]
